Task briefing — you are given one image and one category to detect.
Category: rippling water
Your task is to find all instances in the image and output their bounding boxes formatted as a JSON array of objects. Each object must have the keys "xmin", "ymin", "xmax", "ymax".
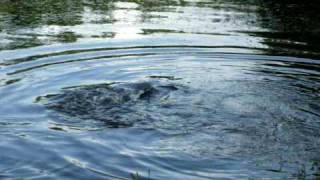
[{"xmin": 0, "ymin": 0, "xmax": 320, "ymax": 179}]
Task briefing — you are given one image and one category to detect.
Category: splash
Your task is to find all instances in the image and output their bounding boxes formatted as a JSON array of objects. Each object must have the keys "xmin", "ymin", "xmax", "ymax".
[{"xmin": 40, "ymin": 81, "xmax": 181, "ymax": 128}]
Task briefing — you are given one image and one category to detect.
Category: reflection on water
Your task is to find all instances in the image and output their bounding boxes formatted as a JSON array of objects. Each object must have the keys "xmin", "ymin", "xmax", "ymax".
[
  {"xmin": 250, "ymin": 0, "xmax": 320, "ymax": 58},
  {"xmin": 0, "ymin": 0, "xmax": 320, "ymax": 179},
  {"xmin": 0, "ymin": 0, "xmax": 264, "ymax": 50},
  {"xmin": 1, "ymin": 0, "xmax": 319, "ymax": 57}
]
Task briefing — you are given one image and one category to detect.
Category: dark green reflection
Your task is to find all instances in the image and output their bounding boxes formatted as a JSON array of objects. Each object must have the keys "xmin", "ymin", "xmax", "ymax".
[
  {"xmin": 254, "ymin": 0, "xmax": 320, "ymax": 58},
  {"xmin": 0, "ymin": 0, "xmax": 319, "ymax": 58}
]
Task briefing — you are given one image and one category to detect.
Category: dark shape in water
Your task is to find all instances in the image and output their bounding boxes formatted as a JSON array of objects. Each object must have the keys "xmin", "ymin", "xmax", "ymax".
[{"xmin": 41, "ymin": 81, "xmax": 179, "ymax": 128}]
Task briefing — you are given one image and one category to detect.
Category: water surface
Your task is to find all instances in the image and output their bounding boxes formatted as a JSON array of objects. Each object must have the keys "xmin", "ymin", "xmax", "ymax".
[{"xmin": 0, "ymin": 0, "xmax": 320, "ymax": 179}]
